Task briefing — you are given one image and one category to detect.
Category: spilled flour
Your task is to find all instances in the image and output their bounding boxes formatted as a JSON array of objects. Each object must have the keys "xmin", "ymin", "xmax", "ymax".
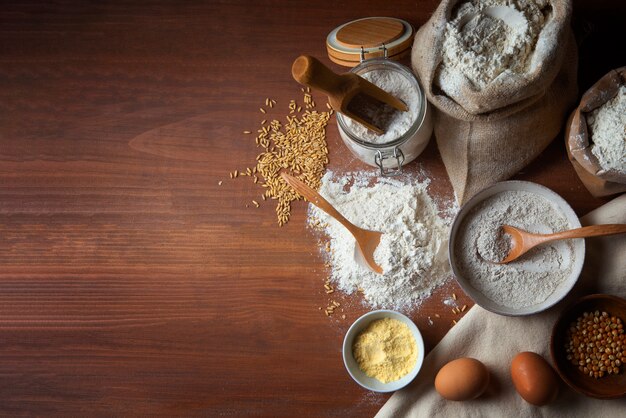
[
  {"xmin": 308, "ymin": 171, "xmax": 456, "ymax": 311},
  {"xmin": 437, "ymin": 0, "xmax": 549, "ymax": 90}
]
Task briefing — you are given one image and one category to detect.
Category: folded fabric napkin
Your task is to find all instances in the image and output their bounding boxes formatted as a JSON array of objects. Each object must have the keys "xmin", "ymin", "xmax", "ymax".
[{"xmin": 377, "ymin": 194, "xmax": 626, "ymax": 418}]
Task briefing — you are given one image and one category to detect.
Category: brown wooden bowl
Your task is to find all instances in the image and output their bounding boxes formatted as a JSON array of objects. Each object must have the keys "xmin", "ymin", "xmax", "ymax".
[{"xmin": 550, "ymin": 294, "xmax": 626, "ymax": 399}]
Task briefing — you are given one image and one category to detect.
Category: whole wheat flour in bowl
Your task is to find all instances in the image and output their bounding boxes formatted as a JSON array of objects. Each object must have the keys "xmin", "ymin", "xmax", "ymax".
[
  {"xmin": 308, "ymin": 171, "xmax": 457, "ymax": 311},
  {"xmin": 449, "ymin": 181, "xmax": 585, "ymax": 316}
]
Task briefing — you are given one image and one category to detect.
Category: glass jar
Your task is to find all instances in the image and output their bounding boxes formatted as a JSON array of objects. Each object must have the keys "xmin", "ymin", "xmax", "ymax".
[{"xmin": 336, "ymin": 58, "xmax": 432, "ymax": 176}]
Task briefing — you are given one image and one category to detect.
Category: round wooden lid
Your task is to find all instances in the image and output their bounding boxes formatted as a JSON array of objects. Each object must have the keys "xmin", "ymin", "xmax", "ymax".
[
  {"xmin": 336, "ymin": 18, "xmax": 404, "ymax": 49},
  {"xmin": 327, "ymin": 17, "xmax": 414, "ymax": 67}
]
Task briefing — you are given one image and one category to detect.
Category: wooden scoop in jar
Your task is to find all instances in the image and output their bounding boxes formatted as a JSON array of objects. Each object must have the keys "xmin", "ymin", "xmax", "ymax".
[
  {"xmin": 281, "ymin": 172, "xmax": 383, "ymax": 274},
  {"xmin": 495, "ymin": 224, "xmax": 626, "ymax": 264},
  {"xmin": 291, "ymin": 55, "xmax": 407, "ymax": 134}
]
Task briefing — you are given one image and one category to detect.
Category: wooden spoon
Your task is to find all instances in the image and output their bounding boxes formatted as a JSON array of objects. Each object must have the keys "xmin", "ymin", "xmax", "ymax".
[
  {"xmin": 291, "ymin": 55, "xmax": 407, "ymax": 134},
  {"xmin": 496, "ymin": 224, "xmax": 626, "ymax": 264},
  {"xmin": 280, "ymin": 172, "xmax": 383, "ymax": 274}
]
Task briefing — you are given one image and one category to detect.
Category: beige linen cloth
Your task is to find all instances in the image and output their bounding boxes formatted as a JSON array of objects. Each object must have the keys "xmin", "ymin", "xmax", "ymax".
[{"xmin": 377, "ymin": 194, "xmax": 626, "ymax": 417}]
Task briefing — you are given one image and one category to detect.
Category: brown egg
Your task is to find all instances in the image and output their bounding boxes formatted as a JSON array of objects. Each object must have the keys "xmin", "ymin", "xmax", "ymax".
[
  {"xmin": 511, "ymin": 352, "xmax": 559, "ymax": 406},
  {"xmin": 435, "ymin": 358, "xmax": 490, "ymax": 401}
]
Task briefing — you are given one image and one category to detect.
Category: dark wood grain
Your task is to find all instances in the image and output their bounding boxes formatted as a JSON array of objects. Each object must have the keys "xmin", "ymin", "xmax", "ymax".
[{"xmin": 0, "ymin": 0, "xmax": 623, "ymax": 416}]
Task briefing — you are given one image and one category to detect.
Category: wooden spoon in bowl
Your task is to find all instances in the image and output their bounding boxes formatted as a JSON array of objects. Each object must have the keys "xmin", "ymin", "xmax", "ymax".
[
  {"xmin": 496, "ymin": 224, "xmax": 626, "ymax": 264},
  {"xmin": 280, "ymin": 172, "xmax": 383, "ymax": 274}
]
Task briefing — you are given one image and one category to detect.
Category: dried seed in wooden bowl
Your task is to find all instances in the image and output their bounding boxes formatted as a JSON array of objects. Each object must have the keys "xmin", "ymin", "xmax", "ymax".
[{"xmin": 565, "ymin": 311, "xmax": 625, "ymax": 379}]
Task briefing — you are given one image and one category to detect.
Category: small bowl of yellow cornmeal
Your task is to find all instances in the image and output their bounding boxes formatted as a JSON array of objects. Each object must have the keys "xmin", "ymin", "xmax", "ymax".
[{"xmin": 343, "ymin": 310, "xmax": 425, "ymax": 392}]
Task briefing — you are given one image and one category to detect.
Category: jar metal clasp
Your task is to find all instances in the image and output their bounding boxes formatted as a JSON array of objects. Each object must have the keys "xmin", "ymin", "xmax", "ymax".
[
  {"xmin": 359, "ymin": 43, "xmax": 388, "ymax": 63},
  {"xmin": 375, "ymin": 147, "xmax": 405, "ymax": 176}
]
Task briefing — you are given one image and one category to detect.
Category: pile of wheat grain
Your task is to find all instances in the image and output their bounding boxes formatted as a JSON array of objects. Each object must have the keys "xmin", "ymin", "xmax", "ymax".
[{"xmin": 233, "ymin": 89, "xmax": 333, "ymax": 226}]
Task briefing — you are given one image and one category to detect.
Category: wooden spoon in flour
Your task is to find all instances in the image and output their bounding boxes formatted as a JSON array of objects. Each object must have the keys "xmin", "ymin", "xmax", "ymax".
[
  {"xmin": 281, "ymin": 172, "xmax": 383, "ymax": 274},
  {"xmin": 496, "ymin": 224, "xmax": 626, "ymax": 264}
]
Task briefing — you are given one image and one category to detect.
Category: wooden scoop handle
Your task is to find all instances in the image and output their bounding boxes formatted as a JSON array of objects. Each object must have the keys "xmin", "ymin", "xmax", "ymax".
[
  {"xmin": 280, "ymin": 172, "xmax": 358, "ymax": 235},
  {"xmin": 292, "ymin": 55, "xmax": 347, "ymax": 103},
  {"xmin": 547, "ymin": 224, "xmax": 626, "ymax": 241}
]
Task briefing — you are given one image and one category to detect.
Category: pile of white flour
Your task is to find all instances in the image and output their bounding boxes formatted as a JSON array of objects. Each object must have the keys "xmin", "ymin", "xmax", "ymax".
[
  {"xmin": 308, "ymin": 171, "xmax": 454, "ymax": 311},
  {"xmin": 454, "ymin": 190, "xmax": 575, "ymax": 309},
  {"xmin": 437, "ymin": 0, "xmax": 548, "ymax": 90},
  {"xmin": 343, "ymin": 69, "xmax": 420, "ymax": 144},
  {"xmin": 588, "ymin": 85, "xmax": 626, "ymax": 174}
]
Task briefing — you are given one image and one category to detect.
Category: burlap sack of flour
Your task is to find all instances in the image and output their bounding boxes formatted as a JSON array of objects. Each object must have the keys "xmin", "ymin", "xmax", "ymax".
[
  {"xmin": 566, "ymin": 67, "xmax": 626, "ymax": 197},
  {"xmin": 412, "ymin": 0, "xmax": 578, "ymax": 203}
]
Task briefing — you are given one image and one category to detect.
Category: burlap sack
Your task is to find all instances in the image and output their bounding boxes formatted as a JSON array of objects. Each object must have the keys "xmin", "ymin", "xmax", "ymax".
[
  {"xmin": 566, "ymin": 67, "xmax": 626, "ymax": 197},
  {"xmin": 412, "ymin": 0, "xmax": 578, "ymax": 203}
]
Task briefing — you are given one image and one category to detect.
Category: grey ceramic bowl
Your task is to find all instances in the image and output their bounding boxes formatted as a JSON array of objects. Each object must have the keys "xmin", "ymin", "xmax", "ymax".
[{"xmin": 448, "ymin": 181, "xmax": 585, "ymax": 316}]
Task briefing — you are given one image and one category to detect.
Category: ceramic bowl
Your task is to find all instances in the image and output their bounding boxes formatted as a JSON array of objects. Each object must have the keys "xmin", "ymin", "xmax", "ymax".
[
  {"xmin": 342, "ymin": 310, "xmax": 425, "ymax": 392},
  {"xmin": 448, "ymin": 181, "xmax": 585, "ymax": 316},
  {"xmin": 550, "ymin": 294, "xmax": 626, "ymax": 399}
]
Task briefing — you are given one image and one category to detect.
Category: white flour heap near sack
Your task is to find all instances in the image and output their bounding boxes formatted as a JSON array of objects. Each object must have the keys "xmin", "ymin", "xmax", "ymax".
[
  {"xmin": 308, "ymin": 171, "xmax": 455, "ymax": 310},
  {"xmin": 587, "ymin": 85, "xmax": 626, "ymax": 174},
  {"xmin": 437, "ymin": 0, "xmax": 548, "ymax": 91}
]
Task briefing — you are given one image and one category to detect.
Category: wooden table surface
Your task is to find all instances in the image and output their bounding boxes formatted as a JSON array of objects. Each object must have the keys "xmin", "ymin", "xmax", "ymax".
[{"xmin": 1, "ymin": 1, "xmax": 624, "ymax": 416}]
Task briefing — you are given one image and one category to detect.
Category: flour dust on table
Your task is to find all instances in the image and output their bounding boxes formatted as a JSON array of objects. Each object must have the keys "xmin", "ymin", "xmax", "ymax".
[{"xmin": 308, "ymin": 171, "xmax": 456, "ymax": 311}]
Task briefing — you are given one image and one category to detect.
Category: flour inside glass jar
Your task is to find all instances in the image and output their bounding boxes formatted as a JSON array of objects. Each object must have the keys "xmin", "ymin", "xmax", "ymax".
[{"xmin": 342, "ymin": 69, "xmax": 420, "ymax": 144}]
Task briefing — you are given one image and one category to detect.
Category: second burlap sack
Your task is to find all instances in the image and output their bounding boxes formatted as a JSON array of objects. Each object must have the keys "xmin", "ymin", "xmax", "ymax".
[
  {"xmin": 566, "ymin": 67, "xmax": 626, "ymax": 197},
  {"xmin": 412, "ymin": 0, "xmax": 578, "ymax": 203}
]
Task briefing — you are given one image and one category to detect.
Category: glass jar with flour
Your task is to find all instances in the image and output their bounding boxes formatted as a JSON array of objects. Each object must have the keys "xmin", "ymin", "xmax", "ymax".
[{"xmin": 336, "ymin": 58, "xmax": 432, "ymax": 175}]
